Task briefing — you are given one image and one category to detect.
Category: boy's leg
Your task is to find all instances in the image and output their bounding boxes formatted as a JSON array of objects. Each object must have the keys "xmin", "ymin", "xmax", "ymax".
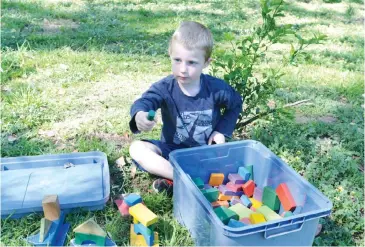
[{"xmin": 129, "ymin": 140, "xmax": 174, "ymax": 180}]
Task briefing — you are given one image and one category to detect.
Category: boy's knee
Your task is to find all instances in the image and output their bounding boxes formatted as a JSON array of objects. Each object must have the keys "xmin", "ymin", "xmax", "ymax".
[{"xmin": 129, "ymin": 140, "xmax": 144, "ymax": 159}]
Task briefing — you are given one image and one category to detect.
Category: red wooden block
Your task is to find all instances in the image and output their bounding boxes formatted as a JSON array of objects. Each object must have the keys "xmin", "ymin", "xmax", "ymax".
[
  {"xmin": 226, "ymin": 182, "xmax": 243, "ymax": 192},
  {"xmin": 242, "ymin": 180, "xmax": 255, "ymax": 197},
  {"xmin": 115, "ymin": 199, "xmax": 130, "ymax": 216},
  {"xmin": 240, "ymin": 217, "xmax": 251, "ymax": 225},
  {"xmin": 211, "ymin": 201, "xmax": 229, "ymax": 208},
  {"xmin": 276, "ymin": 183, "xmax": 296, "ymax": 212}
]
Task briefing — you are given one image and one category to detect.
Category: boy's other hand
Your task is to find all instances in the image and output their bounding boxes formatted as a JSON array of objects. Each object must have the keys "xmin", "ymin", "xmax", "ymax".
[
  {"xmin": 208, "ymin": 131, "xmax": 225, "ymax": 145},
  {"xmin": 135, "ymin": 111, "xmax": 156, "ymax": 132}
]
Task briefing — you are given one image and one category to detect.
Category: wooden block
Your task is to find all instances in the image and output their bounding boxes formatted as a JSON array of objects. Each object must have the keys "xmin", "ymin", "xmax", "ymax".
[
  {"xmin": 226, "ymin": 182, "xmax": 243, "ymax": 192},
  {"xmin": 276, "ymin": 183, "xmax": 296, "ymax": 212},
  {"xmin": 228, "ymin": 219, "xmax": 247, "ymax": 228},
  {"xmin": 218, "ymin": 185, "xmax": 237, "ymax": 196},
  {"xmin": 130, "ymin": 225, "xmax": 159, "ymax": 246},
  {"xmin": 202, "ymin": 188, "xmax": 219, "ymax": 202},
  {"xmin": 228, "ymin": 174, "xmax": 245, "ymax": 184},
  {"xmin": 249, "ymin": 198, "xmax": 262, "ymax": 210},
  {"xmin": 240, "ymin": 195, "xmax": 252, "ymax": 208},
  {"xmin": 218, "ymin": 193, "xmax": 232, "ymax": 201},
  {"xmin": 209, "ymin": 173, "xmax": 224, "ymax": 186},
  {"xmin": 253, "ymin": 187, "xmax": 263, "ymax": 202},
  {"xmin": 39, "ymin": 218, "xmax": 52, "ymax": 242},
  {"xmin": 74, "ymin": 219, "xmax": 107, "ymax": 246},
  {"xmin": 263, "ymin": 186, "xmax": 280, "ymax": 212},
  {"xmin": 115, "ymin": 199, "xmax": 130, "ymax": 216},
  {"xmin": 42, "ymin": 195, "xmax": 61, "ymax": 221},
  {"xmin": 124, "ymin": 193, "xmax": 142, "ymax": 207},
  {"xmin": 229, "ymin": 198, "xmax": 242, "ymax": 206},
  {"xmin": 240, "ymin": 217, "xmax": 251, "ymax": 225},
  {"xmin": 203, "ymin": 184, "xmax": 212, "ymax": 190},
  {"xmin": 281, "ymin": 211, "xmax": 294, "ymax": 217},
  {"xmin": 129, "ymin": 203, "xmax": 158, "ymax": 227},
  {"xmin": 250, "ymin": 213, "xmax": 266, "ymax": 224},
  {"xmin": 238, "ymin": 167, "xmax": 250, "ymax": 182},
  {"xmin": 242, "ymin": 180, "xmax": 255, "ymax": 197},
  {"xmin": 257, "ymin": 205, "xmax": 281, "ymax": 221},
  {"xmin": 134, "ymin": 223, "xmax": 154, "ymax": 246},
  {"xmin": 211, "ymin": 201, "xmax": 229, "ymax": 209},
  {"xmin": 246, "ymin": 165, "xmax": 253, "ymax": 180},
  {"xmin": 192, "ymin": 177, "xmax": 204, "ymax": 189},
  {"xmin": 229, "ymin": 203, "xmax": 253, "ymax": 219},
  {"xmin": 214, "ymin": 206, "xmax": 239, "ymax": 225}
]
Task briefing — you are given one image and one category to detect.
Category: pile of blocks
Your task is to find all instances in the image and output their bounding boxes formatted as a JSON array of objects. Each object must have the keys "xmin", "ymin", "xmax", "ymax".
[
  {"xmin": 116, "ymin": 193, "xmax": 159, "ymax": 246},
  {"xmin": 193, "ymin": 165, "xmax": 301, "ymax": 227}
]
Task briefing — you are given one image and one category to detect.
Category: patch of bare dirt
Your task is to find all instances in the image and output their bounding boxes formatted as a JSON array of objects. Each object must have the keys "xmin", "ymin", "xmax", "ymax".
[
  {"xmin": 90, "ymin": 132, "xmax": 132, "ymax": 146},
  {"xmin": 42, "ymin": 18, "xmax": 79, "ymax": 34},
  {"xmin": 295, "ymin": 114, "xmax": 337, "ymax": 124}
]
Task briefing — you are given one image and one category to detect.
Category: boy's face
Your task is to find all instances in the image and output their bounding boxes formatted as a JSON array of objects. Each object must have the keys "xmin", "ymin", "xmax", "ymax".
[{"xmin": 170, "ymin": 42, "xmax": 211, "ymax": 86}]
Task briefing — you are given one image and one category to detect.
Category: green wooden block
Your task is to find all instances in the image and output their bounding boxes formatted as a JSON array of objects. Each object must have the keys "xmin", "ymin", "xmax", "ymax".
[
  {"xmin": 282, "ymin": 211, "xmax": 294, "ymax": 217},
  {"xmin": 246, "ymin": 165, "xmax": 253, "ymax": 180},
  {"xmin": 75, "ymin": 232, "xmax": 106, "ymax": 246},
  {"xmin": 257, "ymin": 205, "xmax": 281, "ymax": 221},
  {"xmin": 147, "ymin": 110, "xmax": 155, "ymax": 121},
  {"xmin": 263, "ymin": 186, "xmax": 280, "ymax": 211},
  {"xmin": 229, "ymin": 204, "xmax": 253, "ymax": 219},
  {"xmin": 39, "ymin": 218, "xmax": 52, "ymax": 242},
  {"xmin": 202, "ymin": 188, "xmax": 219, "ymax": 202},
  {"xmin": 192, "ymin": 177, "xmax": 204, "ymax": 189},
  {"xmin": 214, "ymin": 206, "xmax": 239, "ymax": 225}
]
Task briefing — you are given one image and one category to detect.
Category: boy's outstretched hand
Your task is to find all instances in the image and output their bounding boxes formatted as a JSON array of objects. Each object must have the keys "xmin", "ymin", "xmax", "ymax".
[
  {"xmin": 208, "ymin": 131, "xmax": 225, "ymax": 145},
  {"xmin": 135, "ymin": 111, "xmax": 156, "ymax": 132}
]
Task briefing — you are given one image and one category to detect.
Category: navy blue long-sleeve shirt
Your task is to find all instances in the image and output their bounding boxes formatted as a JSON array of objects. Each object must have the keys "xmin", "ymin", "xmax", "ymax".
[{"xmin": 129, "ymin": 74, "xmax": 243, "ymax": 148}]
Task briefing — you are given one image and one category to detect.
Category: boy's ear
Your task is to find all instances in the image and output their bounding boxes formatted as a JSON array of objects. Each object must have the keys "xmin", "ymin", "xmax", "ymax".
[{"xmin": 204, "ymin": 58, "xmax": 212, "ymax": 68}]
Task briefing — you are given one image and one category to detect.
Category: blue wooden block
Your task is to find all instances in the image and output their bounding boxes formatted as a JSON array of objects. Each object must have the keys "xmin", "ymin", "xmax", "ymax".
[
  {"xmin": 134, "ymin": 223, "xmax": 154, "ymax": 246},
  {"xmin": 124, "ymin": 193, "xmax": 142, "ymax": 207},
  {"xmin": 238, "ymin": 167, "xmax": 251, "ymax": 182},
  {"xmin": 240, "ymin": 195, "xmax": 252, "ymax": 208},
  {"xmin": 228, "ymin": 219, "xmax": 247, "ymax": 228}
]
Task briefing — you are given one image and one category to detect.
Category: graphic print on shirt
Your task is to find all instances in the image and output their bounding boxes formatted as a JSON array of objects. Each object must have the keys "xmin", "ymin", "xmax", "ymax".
[{"xmin": 174, "ymin": 109, "xmax": 213, "ymax": 145}]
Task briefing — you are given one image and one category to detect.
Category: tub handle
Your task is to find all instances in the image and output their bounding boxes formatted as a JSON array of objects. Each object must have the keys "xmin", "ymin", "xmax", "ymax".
[{"xmin": 264, "ymin": 221, "xmax": 304, "ymax": 239}]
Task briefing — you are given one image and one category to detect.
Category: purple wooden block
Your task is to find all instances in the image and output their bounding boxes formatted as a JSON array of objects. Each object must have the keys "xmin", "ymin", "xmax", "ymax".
[
  {"xmin": 230, "ymin": 198, "xmax": 242, "ymax": 205},
  {"xmin": 218, "ymin": 185, "xmax": 236, "ymax": 196},
  {"xmin": 253, "ymin": 187, "xmax": 263, "ymax": 201},
  {"xmin": 228, "ymin": 174, "xmax": 245, "ymax": 184}
]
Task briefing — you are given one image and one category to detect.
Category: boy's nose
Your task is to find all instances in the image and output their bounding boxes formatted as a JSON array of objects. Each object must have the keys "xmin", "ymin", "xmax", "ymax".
[{"xmin": 180, "ymin": 63, "xmax": 188, "ymax": 73}]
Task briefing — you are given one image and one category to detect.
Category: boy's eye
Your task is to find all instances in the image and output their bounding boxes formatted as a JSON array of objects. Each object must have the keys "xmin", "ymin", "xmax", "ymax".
[
  {"xmin": 188, "ymin": 61, "xmax": 197, "ymax": 65},
  {"xmin": 174, "ymin": 58, "xmax": 181, "ymax": 62}
]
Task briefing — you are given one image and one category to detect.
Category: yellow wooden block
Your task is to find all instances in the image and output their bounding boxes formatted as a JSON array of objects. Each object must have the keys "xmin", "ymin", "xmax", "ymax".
[
  {"xmin": 42, "ymin": 195, "xmax": 61, "ymax": 221},
  {"xmin": 133, "ymin": 217, "xmax": 138, "ymax": 224},
  {"xmin": 250, "ymin": 212, "xmax": 266, "ymax": 224},
  {"xmin": 249, "ymin": 198, "xmax": 262, "ymax": 209},
  {"xmin": 218, "ymin": 193, "xmax": 232, "ymax": 201},
  {"xmin": 130, "ymin": 225, "xmax": 159, "ymax": 246},
  {"xmin": 209, "ymin": 173, "xmax": 225, "ymax": 186},
  {"xmin": 129, "ymin": 203, "xmax": 158, "ymax": 227}
]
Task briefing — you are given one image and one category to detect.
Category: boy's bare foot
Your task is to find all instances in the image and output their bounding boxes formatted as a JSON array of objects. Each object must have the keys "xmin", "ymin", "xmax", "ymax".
[{"xmin": 152, "ymin": 178, "xmax": 173, "ymax": 196}]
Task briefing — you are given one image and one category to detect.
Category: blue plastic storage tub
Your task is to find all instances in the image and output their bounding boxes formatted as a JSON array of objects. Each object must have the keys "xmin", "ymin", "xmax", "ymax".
[
  {"xmin": 1, "ymin": 151, "xmax": 110, "ymax": 219},
  {"xmin": 169, "ymin": 140, "xmax": 332, "ymax": 246}
]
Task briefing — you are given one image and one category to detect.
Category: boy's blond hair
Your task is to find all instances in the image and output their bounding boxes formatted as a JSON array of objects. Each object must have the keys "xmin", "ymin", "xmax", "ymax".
[{"xmin": 168, "ymin": 21, "xmax": 213, "ymax": 61}]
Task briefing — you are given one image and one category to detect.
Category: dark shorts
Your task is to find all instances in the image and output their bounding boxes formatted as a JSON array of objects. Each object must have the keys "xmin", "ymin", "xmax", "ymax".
[{"xmin": 132, "ymin": 140, "xmax": 186, "ymax": 172}]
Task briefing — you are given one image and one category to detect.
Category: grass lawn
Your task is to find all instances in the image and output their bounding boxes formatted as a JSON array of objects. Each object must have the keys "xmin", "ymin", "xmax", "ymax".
[{"xmin": 1, "ymin": 0, "xmax": 364, "ymax": 246}]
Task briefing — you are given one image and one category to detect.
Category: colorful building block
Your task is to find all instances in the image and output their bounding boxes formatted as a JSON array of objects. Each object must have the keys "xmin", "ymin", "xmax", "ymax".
[
  {"xmin": 242, "ymin": 180, "xmax": 255, "ymax": 197},
  {"xmin": 240, "ymin": 217, "xmax": 251, "ymax": 225},
  {"xmin": 147, "ymin": 110, "xmax": 155, "ymax": 121},
  {"xmin": 281, "ymin": 211, "xmax": 294, "ymax": 217},
  {"xmin": 228, "ymin": 219, "xmax": 247, "ymax": 228},
  {"xmin": 39, "ymin": 218, "xmax": 52, "ymax": 242},
  {"xmin": 229, "ymin": 197, "xmax": 242, "ymax": 206},
  {"xmin": 192, "ymin": 177, "xmax": 204, "ymax": 189},
  {"xmin": 238, "ymin": 167, "xmax": 250, "ymax": 181},
  {"xmin": 228, "ymin": 174, "xmax": 245, "ymax": 184},
  {"xmin": 202, "ymin": 188, "xmax": 219, "ymax": 202},
  {"xmin": 263, "ymin": 186, "xmax": 280, "ymax": 212},
  {"xmin": 276, "ymin": 183, "xmax": 296, "ymax": 212},
  {"xmin": 73, "ymin": 219, "xmax": 107, "ymax": 246},
  {"xmin": 256, "ymin": 205, "xmax": 281, "ymax": 221},
  {"xmin": 229, "ymin": 203, "xmax": 253, "ymax": 219},
  {"xmin": 218, "ymin": 185, "xmax": 236, "ymax": 196},
  {"xmin": 246, "ymin": 165, "xmax": 253, "ymax": 180},
  {"xmin": 115, "ymin": 199, "xmax": 130, "ymax": 216},
  {"xmin": 129, "ymin": 203, "xmax": 158, "ymax": 227},
  {"xmin": 240, "ymin": 195, "xmax": 252, "ymax": 208},
  {"xmin": 134, "ymin": 223, "xmax": 154, "ymax": 246},
  {"xmin": 130, "ymin": 225, "xmax": 158, "ymax": 246},
  {"xmin": 42, "ymin": 195, "xmax": 61, "ymax": 221},
  {"xmin": 218, "ymin": 193, "xmax": 232, "ymax": 201},
  {"xmin": 249, "ymin": 198, "xmax": 262, "ymax": 210},
  {"xmin": 203, "ymin": 184, "xmax": 212, "ymax": 189},
  {"xmin": 124, "ymin": 193, "xmax": 142, "ymax": 207},
  {"xmin": 214, "ymin": 206, "xmax": 239, "ymax": 225},
  {"xmin": 209, "ymin": 173, "xmax": 225, "ymax": 186},
  {"xmin": 226, "ymin": 182, "xmax": 243, "ymax": 192},
  {"xmin": 250, "ymin": 213, "xmax": 266, "ymax": 224},
  {"xmin": 211, "ymin": 201, "xmax": 229, "ymax": 208}
]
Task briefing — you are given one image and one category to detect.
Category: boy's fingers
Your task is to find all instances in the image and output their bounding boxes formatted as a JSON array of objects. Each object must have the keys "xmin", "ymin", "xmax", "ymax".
[{"xmin": 207, "ymin": 136, "xmax": 213, "ymax": 145}]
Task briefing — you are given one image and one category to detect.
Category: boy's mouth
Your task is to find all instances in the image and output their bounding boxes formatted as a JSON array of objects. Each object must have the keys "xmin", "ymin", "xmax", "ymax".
[{"xmin": 178, "ymin": 76, "xmax": 189, "ymax": 81}]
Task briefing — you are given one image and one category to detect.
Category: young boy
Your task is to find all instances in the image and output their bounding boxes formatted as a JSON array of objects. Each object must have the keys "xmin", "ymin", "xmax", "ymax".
[{"xmin": 128, "ymin": 21, "xmax": 243, "ymax": 194}]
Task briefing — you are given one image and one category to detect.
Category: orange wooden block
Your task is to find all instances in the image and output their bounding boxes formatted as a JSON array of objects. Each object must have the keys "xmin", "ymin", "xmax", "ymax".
[
  {"xmin": 209, "ymin": 173, "xmax": 225, "ymax": 186},
  {"xmin": 218, "ymin": 193, "xmax": 232, "ymax": 201},
  {"xmin": 276, "ymin": 183, "xmax": 296, "ymax": 212},
  {"xmin": 211, "ymin": 201, "xmax": 229, "ymax": 208},
  {"xmin": 242, "ymin": 180, "xmax": 255, "ymax": 197}
]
